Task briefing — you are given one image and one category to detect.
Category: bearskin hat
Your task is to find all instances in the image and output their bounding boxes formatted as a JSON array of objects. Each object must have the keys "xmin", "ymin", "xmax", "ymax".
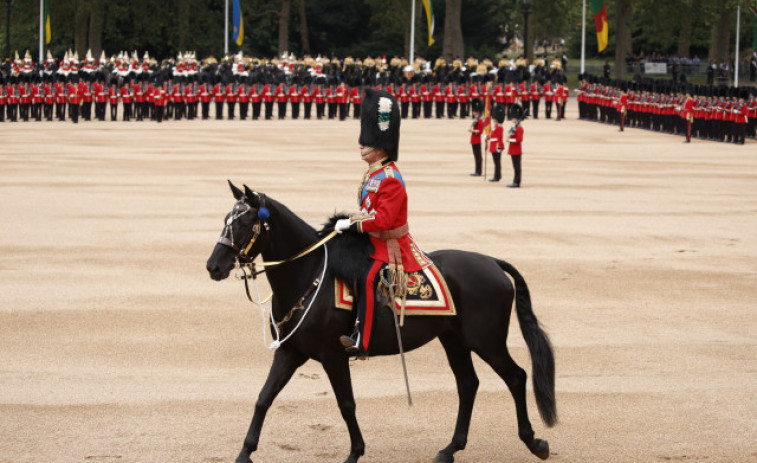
[
  {"xmin": 471, "ymin": 98, "xmax": 483, "ymax": 114},
  {"xmin": 359, "ymin": 89, "xmax": 401, "ymax": 162},
  {"xmin": 492, "ymin": 104, "xmax": 506, "ymax": 124},
  {"xmin": 508, "ymin": 102, "xmax": 524, "ymax": 121}
]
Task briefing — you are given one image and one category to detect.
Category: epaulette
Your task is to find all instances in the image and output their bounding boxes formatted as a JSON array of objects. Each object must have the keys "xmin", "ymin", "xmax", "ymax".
[{"xmin": 384, "ymin": 166, "xmax": 395, "ymax": 178}]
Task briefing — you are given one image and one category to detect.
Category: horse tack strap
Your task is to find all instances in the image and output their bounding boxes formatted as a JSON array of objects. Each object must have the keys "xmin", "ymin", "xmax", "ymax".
[{"xmin": 254, "ymin": 230, "xmax": 339, "ymax": 268}]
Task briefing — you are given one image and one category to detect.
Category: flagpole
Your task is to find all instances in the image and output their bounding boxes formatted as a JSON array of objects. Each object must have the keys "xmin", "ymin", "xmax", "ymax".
[
  {"xmin": 734, "ymin": 2, "xmax": 741, "ymax": 87},
  {"xmin": 409, "ymin": 0, "xmax": 416, "ymax": 63},
  {"xmin": 224, "ymin": 0, "xmax": 229, "ymax": 55},
  {"xmin": 38, "ymin": 0, "xmax": 43, "ymax": 64},
  {"xmin": 580, "ymin": 0, "xmax": 586, "ymax": 74}
]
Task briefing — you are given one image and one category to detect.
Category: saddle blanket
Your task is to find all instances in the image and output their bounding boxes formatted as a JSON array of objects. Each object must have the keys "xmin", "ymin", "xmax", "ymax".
[{"xmin": 335, "ymin": 263, "xmax": 456, "ymax": 316}]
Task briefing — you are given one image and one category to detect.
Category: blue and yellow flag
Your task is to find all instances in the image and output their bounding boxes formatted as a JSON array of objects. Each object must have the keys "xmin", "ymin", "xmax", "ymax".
[
  {"xmin": 232, "ymin": 0, "xmax": 244, "ymax": 47},
  {"xmin": 421, "ymin": 0, "xmax": 434, "ymax": 47},
  {"xmin": 44, "ymin": 0, "xmax": 51, "ymax": 44}
]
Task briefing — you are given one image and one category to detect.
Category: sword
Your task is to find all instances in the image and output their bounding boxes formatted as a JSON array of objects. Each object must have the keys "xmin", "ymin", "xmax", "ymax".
[{"xmin": 383, "ymin": 268, "xmax": 413, "ymax": 406}]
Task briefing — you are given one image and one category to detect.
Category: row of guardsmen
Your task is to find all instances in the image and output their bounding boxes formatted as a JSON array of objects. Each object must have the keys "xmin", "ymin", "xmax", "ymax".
[
  {"xmin": 0, "ymin": 74, "xmax": 571, "ymax": 123},
  {"xmin": 575, "ymin": 75, "xmax": 756, "ymax": 144}
]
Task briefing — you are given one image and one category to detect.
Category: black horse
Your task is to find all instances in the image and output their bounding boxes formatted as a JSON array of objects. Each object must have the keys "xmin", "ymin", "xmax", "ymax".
[{"xmin": 206, "ymin": 182, "xmax": 557, "ymax": 463}]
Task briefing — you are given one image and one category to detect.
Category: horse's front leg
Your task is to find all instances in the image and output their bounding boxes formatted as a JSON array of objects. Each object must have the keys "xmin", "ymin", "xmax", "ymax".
[
  {"xmin": 235, "ymin": 347, "xmax": 307, "ymax": 463},
  {"xmin": 322, "ymin": 357, "xmax": 365, "ymax": 463}
]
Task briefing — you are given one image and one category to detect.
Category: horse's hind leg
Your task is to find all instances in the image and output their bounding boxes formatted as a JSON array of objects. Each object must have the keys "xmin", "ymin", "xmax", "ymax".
[
  {"xmin": 476, "ymin": 347, "xmax": 550, "ymax": 460},
  {"xmin": 235, "ymin": 348, "xmax": 307, "ymax": 463},
  {"xmin": 433, "ymin": 332, "xmax": 479, "ymax": 463}
]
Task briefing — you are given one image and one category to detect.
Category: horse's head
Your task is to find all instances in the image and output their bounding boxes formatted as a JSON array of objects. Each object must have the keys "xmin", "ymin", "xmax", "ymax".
[{"xmin": 206, "ymin": 181, "xmax": 272, "ymax": 281}]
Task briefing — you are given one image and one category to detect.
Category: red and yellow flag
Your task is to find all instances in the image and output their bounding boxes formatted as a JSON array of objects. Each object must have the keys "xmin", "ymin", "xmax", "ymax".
[{"xmin": 590, "ymin": 0, "xmax": 608, "ymax": 52}]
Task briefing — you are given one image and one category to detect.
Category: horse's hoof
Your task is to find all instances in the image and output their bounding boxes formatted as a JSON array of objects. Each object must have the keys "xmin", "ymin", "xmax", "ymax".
[
  {"xmin": 433, "ymin": 451, "xmax": 454, "ymax": 463},
  {"xmin": 528, "ymin": 438, "xmax": 549, "ymax": 460}
]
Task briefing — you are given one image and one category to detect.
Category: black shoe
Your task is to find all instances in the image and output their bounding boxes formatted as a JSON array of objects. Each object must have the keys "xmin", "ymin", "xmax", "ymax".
[
  {"xmin": 488, "ymin": 178, "xmax": 500, "ymax": 182},
  {"xmin": 470, "ymin": 172, "xmax": 481, "ymax": 177},
  {"xmin": 507, "ymin": 183, "xmax": 520, "ymax": 188}
]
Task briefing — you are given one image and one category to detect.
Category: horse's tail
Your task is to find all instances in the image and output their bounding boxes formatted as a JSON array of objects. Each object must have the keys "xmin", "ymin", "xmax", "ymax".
[{"xmin": 496, "ymin": 258, "xmax": 558, "ymax": 427}]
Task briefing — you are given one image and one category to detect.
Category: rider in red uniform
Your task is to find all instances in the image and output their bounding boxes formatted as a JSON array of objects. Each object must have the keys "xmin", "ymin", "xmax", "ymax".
[{"xmin": 335, "ymin": 89, "xmax": 431, "ymax": 356}]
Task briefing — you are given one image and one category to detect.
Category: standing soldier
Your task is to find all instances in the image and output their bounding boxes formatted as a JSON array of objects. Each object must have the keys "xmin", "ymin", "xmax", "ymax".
[
  {"xmin": 213, "ymin": 79, "xmax": 225, "ymax": 120},
  {"xmin": 326, "ymin": 79, "xmax": 337, "ymax": 119},
  {"xmin": 445, "ymin": 79, "xmax": 458, "ymax": 118},
  {"xmin": 457, "ymin": 78, "xmax": 468, "ymax": 119},
  {"xmin": 55, "ymin": 77, "xmax": 67, "ymax": 121},
  {"xmin": 262, "ymin": 78, "xmax": 274, "ymax": 120},
  {"xmin": 154, "ymin": 80, "xmax": 166, "ymax": 123},
  {"xmin": 43, "ymin": 77, "xmax": 54, "ymax": 121},
  {"xmin": 67, "ymin": 79, "xmax": 80, "ymax": 123},
  {"xmin": 237, "ymin": 81, "xmax": 249, "ymax": 120},
  {"xmin": 468, "ymin": 98, "xmax": 486, "ymax": 176},
  {"xmin": 350, "ymin": 81, "xmax": 362, "ymax": 119},
  {"xmin": 121, "ymin": 79, "xmax": 133, "ymax": 121},
  {"xmin": 486, "ymin": 104, "xmax": 506, "ymax": 182},
  {"xmin": 80, "ymin": 78, "xmax": 93, "ymax": 121},
  {"xmin": 0, "ymin": 79, "xmax": 6, "ymax": 122},
  {"xmin": 19, "ymin": 80, "xmax": 31, "ymax": 122},
  {"xmin": 409, "ymin": 78, "xmax": 421, "ymax": 118},
  {"xmin": 617, "ymin": 84, "xmax": 628, "ymax": 132},
  {"xmin": 32, "ymin": 78, "xmax": 43, "ymax": 121},
  {"xmin": 543, "ymin": 78, "xmax": 554, "ymax": 119},
  {"xmin": 199, "ymin": 79, "xmax": 211, "ymax": 120},
  {"xmin": 337, "ymin": 80, "xmax": 349, "ymax": 120},
  {"xmin": 433, "ymin": 79, "xmax": 445, "ymax": 118},
  {"xmin": 250, "ymin": 80, "xmax": 262, "ymax": 120},
  {"xmin": 173, "ymin": 82, "xmax": 186, "ymax": 120},
  {"xmin": 518, "ymin": 79, "xmax": 530, "ymax": 118},
  {"xmin": 681, "ymin": 88, "xmax": 694, "ymax": 143},
  {"xmin": 94, "ymin": 77, "xmax": 108, "ymax": 121},
  {"xmin": 226, "ymin": 79, "xmax": 237, "ymax": 120},
  {"xmin": 530, "ymin": 79, "xmax": 541, "ymax": 119},
  {"xmin": 275, "ymin": 78, "xmax": 288, "ymax": 119},
  {"xmin": 289, "ymin": 80, "xmax": 301, "ymax": 119},
  {"xmin": 108, "ymin": 81, "xmax": 119, "ymax": 121},
  {"xmin": 398, "ymin": 80, "xmax": 409, "ymax": 119},
  {"xmin": 506, "ymin": 104, "xmax": 525, "ymax": 188},
  {"xmin": 504, "ymin": 79, "xmax": 517, "ymax": 117},
  {"xmin": 421, "ymin": 75, "xmax": 433, "ymax": 118},
  {"xmin": 313, "ymin": 77, "xmax": 325, "ymax": 119},
  {"xmin": 301, "ymin": 77, "xmax": 313, "ymax": 119},
  {"xmin": 134, "ymin": 79, "xmax": 145, "ymax": 121}
]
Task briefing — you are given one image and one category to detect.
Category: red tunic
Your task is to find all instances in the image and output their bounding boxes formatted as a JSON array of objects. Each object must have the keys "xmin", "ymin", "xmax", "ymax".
[
  {"xmin": 507, "ymin": 125, "xmax": 524, "ymax": 155},
  {"xmin": 488, "ymin": 124, "xmax": 504, "ymax": 153},
  {"xmin": 351, "ymin": 160, "xmax": 430, "ymax": 273}
]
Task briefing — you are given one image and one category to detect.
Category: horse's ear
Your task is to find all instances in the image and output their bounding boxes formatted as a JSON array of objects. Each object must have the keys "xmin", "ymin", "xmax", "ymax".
[
  {"xmin": 228, "ymin": 180, "xmax": 244, "ymax": 200},
  {"xmin": 243, "ymin": 185, "xmax": 256, "ymax": 204}
]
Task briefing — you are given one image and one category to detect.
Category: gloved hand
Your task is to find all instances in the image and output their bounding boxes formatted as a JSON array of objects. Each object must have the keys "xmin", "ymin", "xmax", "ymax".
[{"xmin": 335, "ymin": 218, "xmax": 351, "ymax": 234}]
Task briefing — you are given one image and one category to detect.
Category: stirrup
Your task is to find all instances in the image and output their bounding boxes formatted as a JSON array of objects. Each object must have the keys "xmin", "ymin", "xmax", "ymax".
[{"xmin": 340, "ymin": 334, "xmax": 360, "ymax": 352}]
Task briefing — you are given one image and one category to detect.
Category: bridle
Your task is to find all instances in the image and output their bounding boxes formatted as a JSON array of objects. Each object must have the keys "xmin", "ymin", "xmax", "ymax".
[{"xmin": 215, "ymin": 193, "xmax": 339, "ymax": 350}]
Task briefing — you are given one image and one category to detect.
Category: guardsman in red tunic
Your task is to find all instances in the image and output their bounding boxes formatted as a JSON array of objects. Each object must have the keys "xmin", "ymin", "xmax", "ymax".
[
  {"xmin": 250, "ymin": 82, "xmax": 261, "ymax": 120},
  {"xmin": 108, "ymin": 82, "xmax": 119, "ymax": 121},
  {"xmin": 55, "ymin": 79, "xmax": 68, "ymax": 121},
  {"xmin": 337, "ymin": 81, "xmax": 349, "ymax": 120},
  {"xmin": 409, "ymin": 79, "xmax": 421, "ymax": 118},
  {"xmin": 486, "ymin": 104, "xmax": 506, "ymax": 182},
  {"xmin": 262, "ymin": 81, "xmax": 275, "ymax": 120},
  {"xmin": 226, "ymin": 80, "xmax": 237, "ymax": 120},
  {"xmin": 504, "ymin": 80, "xmax": 517, "ymax": 116},
  {"xmin": 121, "ymin": 81, "xmax": 133, "ymax": 121},
  {"xmin": 506, "ymin": 104, "xmax": 525, "ymax": 188},
  {"xmin": 276, "ymin": 80, "xmax": 288, "ymax": 119},
  {"xmin": 457, "ymin": 81, "xmax": 469, "ymax": 118},
  {"xmin": 173, "ymin": 83, "xmax": 186, "ymax": 120},
  {"xmin": 237, "ymin": 82, "xmax": 249, "ymax": 120},
  {"xmin": 397, "ymin": 82, "xmax": 409, "ymax": 119},
  {"xmin": 134, "ymin": 81, "xmax": 145, "ymax": 121},
  {"xmin": 518, "ymin": 80, "xmax": 530, "ymax": 118},
  {"xmin": 433, "ymin": 81, "xmax": 444, "ymax": 118},
  {"xmin": 617, "ymin": 85, "xmax": 628, "ymax": 132},
  {"xmin": 543, "ymin": 79, "xmax": 554, "ymax": 120},
  {"xmin": 445, "ymin": 81, "xmax": 458, "ymax": 118},
  {"xmin": 43, "ymin": 80, "xmax": 54, "ymax": 121},
  {"xmin": 95, "ymin": 79, "xmax": 108, "ymax": 121},
  {"xmin": 681, "ymin": 88, "xmax": 694, "ymax": 143},
  {"xmin": 153, "ymin": 82, "xmax": 167, "ymax": 123},
  {"xmin": 529, "ymin": 80, "xmax": 542, "ymax": 119},
  {"xmin": 301, "ymin": 79, "xmax": 312, "ymax": 119},
  {"xmin": 335, "ymin": 89, "xmax": 431, "ymax": 356},
  {"xmin": 19, "ymin": 81, "xmax": 31, "ymax": 121},
  {"xmin": 468, "ymin": 98, "xmax": 487, "ymax": 176},
  {"xmin": 421, "ymin": 76, "xmax": 433, "ymax": 118},
  {"xmin": 313, "ymin": 78, "xmax": 325, "ymax": 119},
  {"xmin": 350, "ymin": 83, "xmax": 362, "ymax": 119},
  {"xmin": 199, "ymin": 81, "xmax": 211, "ymax": 120},
  {"xmin": 289, "ymin": 82, "xmax": 301, "ymax": 119},
  {"xmin": 213, "ymin": 81, "xmax": 225, "ymax": 120},
  {"xmin": 67, "ymin": 82, "xmax": 80, "ymax": 123},
  {"xmin": 80, "ymin": 79, "xmax": 93, "ymax": 121},
  {"xmin": 32, "ymin": 81, "xmax": 43, "ymax": 121}
]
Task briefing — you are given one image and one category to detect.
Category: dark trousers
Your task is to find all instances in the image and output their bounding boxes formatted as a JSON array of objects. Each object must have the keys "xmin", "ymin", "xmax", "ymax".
[
  {"xmin": 110, "ymin": 103, "xmax": 118, "ymax": 121},
  {"xmin": 156, "ymin": 105, "xmax": 164, "ymax": 123},
  {"xmin": 215, "ymin": 102, "xmax": 223, "ymax": 119},
  {"xmin": 490, "ymin": 150, "xmax": 502, "ymax": 180},
  {"xmin": 291, "ymin": 102, "xmax": 300, "ymax": 119},
  {"xmin": 278, "ymin": 101, "xmax": 287, "ymax": 119},
  {"xmin": 531, "ymin": 100, "xmax": 540, "ymax": 119},
  {"xmin": 459, "ymin": 101, "xmax": 468, "ymax": 119},
  {"xmin": 447, "ymin": 102, "xmax": 458, "ymax": 118},
  {"xmin": 423, "ymin": 101, "xmax": 432, "ymax": 118},
  {"xmin": 328, "ymin": 102, "xmax": 337, "ymax": 119},
  {"xmin": 239, "ymin": 102, "xmax": 248, "ymax": 120},
  {"xmin": 339, "ymin": 103, "xmax": 348, "ymax": 120},
  {"xmin": 316, "ymin": 103, "xmax": 325, "ymax": 119},
  {"xmin": 201, "ymin": 102, "xmax": 210, "ymax": 119},
  {"xmin": 510, "ymin": 154, "xmax": 521, "ymax": 185},
  {"xmin": 353, "ymin": 103, "xmax": 361, "ymax": 119},
  {"xmin": 81, "ymin": 101, "xmax": 91, "ymax": 120},
  {"xmin": 401, "ymin": 102, "xmax": 409, "ymax": 119},
  {"xmin": 303, "ymin": 102, "xmax": 312, "ymax": 119},
  {"xmin": 471, "ymin": 143, "xmax": 482, "ymax": 175},
  {"xmin": 264, "ymin": 102, "xmax": 273, "ymax": 119},
  {"xmin": 69, "ymin": 104, "xmax": 79, "ymax": 123},
  {"xmin": 227, "ymin": 101, "xmax": 235, "ymax": 120},
  {"xmin": 123, "ymin": 102, "xmax": 132, "ymax": 121},
  {"xmin": 412, "ymin": 102, "xmax": 421, "ymax": 118},
  {"xmin": 435, "ymin": 101, "xmax": 444, "ymax": 118},
  {"xmin": 252, "ymin": 102, "xmax": 261, "ymax": 119}
]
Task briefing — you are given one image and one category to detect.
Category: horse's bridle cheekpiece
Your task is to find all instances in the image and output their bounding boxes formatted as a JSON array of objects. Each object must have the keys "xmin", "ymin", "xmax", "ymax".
[{"xmin": 217, "ymin": 193, "xmax": 271, "ymax": 262}]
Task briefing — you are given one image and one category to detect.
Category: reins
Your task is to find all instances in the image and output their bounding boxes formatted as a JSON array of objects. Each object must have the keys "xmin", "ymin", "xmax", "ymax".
[{"xmin": 233, "ymin": 229, "xmax": 339, "ymax": 350}]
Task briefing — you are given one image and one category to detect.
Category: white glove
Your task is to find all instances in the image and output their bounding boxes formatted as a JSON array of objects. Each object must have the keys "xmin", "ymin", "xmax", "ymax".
[{"xmin": 335, "ymin": 218, "xmax": 351, "ymax": 234}]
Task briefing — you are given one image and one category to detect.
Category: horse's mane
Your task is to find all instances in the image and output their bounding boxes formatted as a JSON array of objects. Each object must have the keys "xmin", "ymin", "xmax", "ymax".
[{"xmin": 319, "ymin": 213, "xmax": 374, "ymax": 285}]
